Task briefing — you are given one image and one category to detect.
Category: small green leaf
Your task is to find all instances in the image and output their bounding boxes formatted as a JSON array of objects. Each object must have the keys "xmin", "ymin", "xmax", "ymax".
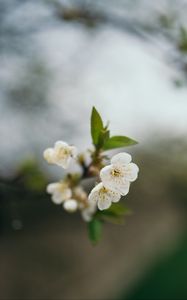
[
  {"xmin": 97, "ymin": 203, "xmax": 131, "ymax": 217},
  {"xmin": 99, "ymin": 215, "xmax": 125, "ymax": 225},
  {"xmin": 103, "ymin": 135, "xmax": 138, "ymax": 150},
  {"xmin": 88, "ymin": 218, "xmax": 102, "ymax": 245},
  {"xmin": 98, "ymin": 129, "xmax": 110, "ymax": 148},
  {"xmin": 91, "ymin": 107, "xmax": 104, "ymax": 146},
  {"xmin": 107, "ymin": 203, "xmax": 131, "ymax": 215},
  {"xmin": 96, "ymin": 203, "xmax": 131, "ymax": 224}
]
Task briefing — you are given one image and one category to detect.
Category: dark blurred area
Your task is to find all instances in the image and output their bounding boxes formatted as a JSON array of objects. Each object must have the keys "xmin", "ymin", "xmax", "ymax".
[{"xmin": 1, "ymin": 1, "xmax": 187, "ymax": 299}]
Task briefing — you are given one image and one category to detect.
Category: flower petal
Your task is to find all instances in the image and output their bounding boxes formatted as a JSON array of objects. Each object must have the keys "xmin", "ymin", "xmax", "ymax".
[
  {"xmin": 107, "ymin": 177, "xmax": 130, "ymax": 195},
  {"xmin": 55, "ymin": 141, "xmax": 68, "ymax": 149},
  {"xmin": 88, "ymin": 182, "xmax": 103, "ymax": 203},
  {"xmin": 100, "ymin": 165, "xmax": 113, "ymax": 184},
  {"xmin": 51, "ymin": 193, "xmax": 64, "ymax": 204},
  {"xmin": 124, "ymin": 163, "xmax": 139, "ymax": 182},
  {"xmin": 109, "ymin": 190, "xmax": 121, "ymax": 203},
  {"xmin": 63, "ymin": 199, "xmax": 78, "ymax": 212},
  {"xmin": 111, "ymin": 152, "xmax": 132, "ymax": 166},
  {"xmin": 43, "ymin": 148, "xmax": 55, "ymax": 164},
  {"xmin": 46, "ymin": 183, "xmax": 60, "ymax": 194},
  {"xmin": 98, "ymin": 196, "xmax": 112, "ymax": 210},
  {"xmin": 114, "ymin": 180, "xmax": 130, "ymax": 196},
  {"xmin": 56, "ymin": 156, "xmax": 71, "ymax": 169}
]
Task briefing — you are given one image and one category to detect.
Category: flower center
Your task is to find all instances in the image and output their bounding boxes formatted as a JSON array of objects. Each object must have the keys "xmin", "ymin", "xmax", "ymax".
[
  {"xmin": 111, "ymin": 168, "xmax": 121, "ymax": 177},
  {"xmin": 99, "ymin": 186, "xmax": 108, "ymax": 196},
  {"xmin": 58, "ymin": 148, "xmax": 70, "ymax": 159}
]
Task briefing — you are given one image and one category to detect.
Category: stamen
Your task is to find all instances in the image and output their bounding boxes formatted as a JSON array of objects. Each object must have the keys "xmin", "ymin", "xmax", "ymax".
[{"xmin": 111, "ymin": 168, "xmax": 121, "ymax": 177}]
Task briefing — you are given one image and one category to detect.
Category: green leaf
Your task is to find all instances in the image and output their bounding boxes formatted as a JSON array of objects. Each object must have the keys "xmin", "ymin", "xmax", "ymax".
[
  {"xmin": 96, "ymin": 203, "xmax": 131, "ymax": 224},
  {"xmin": 98, "ymin": 203, "xmax": 131, "ymax": 217},
  {"xmin": 98, "ymin": 129, "xmax": 110, "ymax": 148},
  {"xmin": 103, "ymin": 135, "xmax": 138, "ymax": 150},
  {"xmin": 98, "ymin": 215, "xmax": 125, "ymax": 225},
  {"xmin": 88, "ymin": 218, "xmax": 102, "ymax": 245},
  {"xmin": 91, "ymin": 107, "xmax": 104, "ymax": 146},
  {"xmin": 107, "ymin": 203, "xmax": 131, "ymax": 215}
]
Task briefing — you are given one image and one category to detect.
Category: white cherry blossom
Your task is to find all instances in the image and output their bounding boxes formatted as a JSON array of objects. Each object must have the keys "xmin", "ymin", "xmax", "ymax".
[
  {"xmin": 47, "ymin": 182, "xmax": 72, "ymax": 204},
  {"xmin": 43, "ymin": 141, "xmax": 77, "ymax": 169},
  {"xmin": 88, "ymin": 182, "xmax": 121, "ymax": 211},
  {"xmin": 100, "ymin": 152, "xmax": 139, "ymax": 195}
]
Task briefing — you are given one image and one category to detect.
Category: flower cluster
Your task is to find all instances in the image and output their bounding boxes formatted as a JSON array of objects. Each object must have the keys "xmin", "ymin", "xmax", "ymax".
[
  {"xmin": 44, "ymin": 141, "xmax": 97, "ymax": 222},
  {"xmin": 43, "ymin": 107, "xmax": 139, "ymax": 243},
  {"xmin": 43, "ymin": 140, "xmax": 139, "ymax": 221},
  {"xmin": 88, "ymin": 152, "xmax": 139, "ymax": 210}
]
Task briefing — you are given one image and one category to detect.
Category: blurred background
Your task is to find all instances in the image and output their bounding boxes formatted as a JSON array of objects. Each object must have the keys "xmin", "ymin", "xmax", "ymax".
[{"xmin": 1, "ymin": 0, "xmax": 187, "ymax": 299}]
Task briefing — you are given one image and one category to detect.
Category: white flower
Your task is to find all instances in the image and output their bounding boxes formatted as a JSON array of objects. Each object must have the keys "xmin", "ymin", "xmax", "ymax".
[
  {"xmin": 43, "ymin": 141, "xmax": 77, "ymax": 169},
  {"xmin": 81, "ymin": 201, "xmax": 97, "ymax": 222},
  {"xmin": 47, "ymin": 182, "xmax": 72, "ymax": 204},
  {"xmin": 63, "ymin": 199, "xmax": 78, "ymax": 212},
  {"xmin": 100, "ymin": 152, "xmax": 139, "ymax": 195},
  {"xmin": 88, "ymin": 182, "xmax": 121, "ymax": 211}
]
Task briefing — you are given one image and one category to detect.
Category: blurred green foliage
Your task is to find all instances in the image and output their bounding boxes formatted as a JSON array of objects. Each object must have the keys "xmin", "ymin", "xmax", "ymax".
[
  {"xmin": 123, "ymin": 233, "xmax": 187, "ymax": 300},
  {"xmin": 178, "ymin": 27, "xmax": 187, "ymax": 53},
  {"xmin": 19, "ymin": 159, "xmax": 47, "ymax": 192}
]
